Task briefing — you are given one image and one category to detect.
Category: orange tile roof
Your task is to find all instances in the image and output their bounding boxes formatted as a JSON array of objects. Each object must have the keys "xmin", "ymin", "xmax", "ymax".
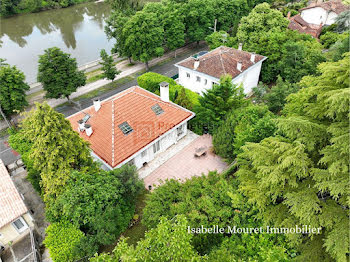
[
  {"xmin": 0, "ymin": 159, "xmax": 28, "ymax": 228},
  {"xmin": 288, "ymin": 14, "xmax": 323, "ymax": 38},
  {"xmin": 67, "ymin": 87, "xmax": 194, "ymax": 168},
  {"xmin": 176, "ymin": 46, "xmax": 266, "ymax": 80}
]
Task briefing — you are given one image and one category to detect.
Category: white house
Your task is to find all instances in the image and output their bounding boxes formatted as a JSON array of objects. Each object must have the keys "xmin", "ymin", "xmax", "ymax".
[
  {"xmin": 67, "ymin": 85, "xmax": 195, "ymax": 170},
  {"xmin": 300, "ymin": 0, "xmax": 348, "ymax": 26},
  {"xmin": 0, "ymin": 159, "xmax": 34, "ymax": 250},
  {"xmin": 175, "ymin": 46, "xmax": 267, "ymax": 95}
]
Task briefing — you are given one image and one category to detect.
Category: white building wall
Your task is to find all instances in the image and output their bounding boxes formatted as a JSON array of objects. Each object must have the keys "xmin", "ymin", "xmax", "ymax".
[
  {"xmin": 326, "ymin": 11, "xmax": 338, "ymax": 25},
  {"xmin": 177, "ymin": 61, "xmax": 263, "ymax": 95},
  {"xmin": 301, "ymin": 7, "xmax": 328, "ymax": 25}
]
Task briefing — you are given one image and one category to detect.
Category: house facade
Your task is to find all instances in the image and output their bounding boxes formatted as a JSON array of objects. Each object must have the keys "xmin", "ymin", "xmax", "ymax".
[
  {"xmin": 0, "ymin": 159, "xmax": 34, "ymax": 249},
  {"xmin": 67, "ymin": 85, "xmax": 195, "ymax": 170},
  {"xmin": 175, "ymin": 46, "xmax": 267, "ymax": 95},
  {"xmin": 288, "ymin": 13, "xmax": 323, "ymax": 38},
  {"xmin": 300, "ymin": 0, "xmax": 348, "ymax": 26}
]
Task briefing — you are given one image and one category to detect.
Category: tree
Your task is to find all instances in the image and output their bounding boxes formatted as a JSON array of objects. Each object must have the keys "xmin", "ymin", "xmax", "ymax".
[
  {"xmin": 44, "ymin": 222, "xmax": 92, "ymax": 262},
  {"xmin": 182, "ymin": 0, "xmax": 215, "ymax": 44},
  {"xmin": 91, "ymin": 215, "xmax": 201, "ymax": 262},
  {"xmin": 213, "ymin": 105, "xmax": 276, "ymax": 161},
  {"xmin": 0, "ymin": 65, "xmax": 30, "ymax": 117},
  {"xmin": 191, "ymin": 75, "xmax": 246, "ymax": 135},
  {"xmin": 99, "ymin": 49, "xmax": 120, "ymax": 81},
  {"xmin": 46, "ymin": 166, "xmax": 143, "ymax": 246},
  {"xmin": 236, "ymin": 54, "xmax": 350, "ymax": 261},
  {"xmin": 335, "ymin": 10, "xmax": 350, "ymax": 33},
  {"xmin": 263, "ymin": 76, "xmax": 299, "ymax": 114},
  {"xmin": 37, "ymin": 47, "xmax": 86, "ymax": 101},
  {"xmin": 327, "ymin": 35, "xmax": 350, "ymax": 61},
  {"xmin": 17, "ymin": 103, "xmax": 94, "ymax": 203},
  {"xmin": 236, "ymin": 3, "xmax": 289, "ymax": 45},
  {"xmin": 123, "ymin": 10, "xmax": 164, "ymax": 70},
  {"xmin": 205, "ymin": 31, "xmax": 235, "ymax": 50},
  {"xmin": 174, "ymin": 87, "xmax": 194, "ymax": 110}
]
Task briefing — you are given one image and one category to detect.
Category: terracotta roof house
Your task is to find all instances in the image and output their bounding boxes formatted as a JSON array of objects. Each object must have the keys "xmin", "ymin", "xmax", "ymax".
[
  {"xmin": 300, "ymin": 0, "xmax": 348, "ymax": 26},
  {"xmin": 288, "ymin": 13, "xmax": 323, "ymax": 38},
  {"xmin": 67, "ymin": 85, "xmax": 195, "ymax": 170},
  {"xmin": 175, "ymin": 46, "xmax": 267, "ymax": 95},
  {"xmin": 0, "ymin": 159, "xmax": 34, "ymax": 249}
]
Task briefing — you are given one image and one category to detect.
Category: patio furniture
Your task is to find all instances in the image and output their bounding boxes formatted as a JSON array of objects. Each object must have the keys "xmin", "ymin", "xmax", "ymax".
[{"xmin": 194, "ymin": 146, "xmax": 207, "ymax": 157}]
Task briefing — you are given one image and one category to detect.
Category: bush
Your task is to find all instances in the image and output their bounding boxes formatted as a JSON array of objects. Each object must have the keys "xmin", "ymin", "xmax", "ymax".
[
  {"xmin": 320, "ymin": 31, "xmax": 342, "ymax": 49},
  {"xmin": 44, "ymin": 222, "xmax": 92, "ymax": 262}
]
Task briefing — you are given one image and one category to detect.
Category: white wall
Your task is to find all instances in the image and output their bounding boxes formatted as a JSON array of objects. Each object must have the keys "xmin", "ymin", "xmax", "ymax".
[
  {"xmin": 177, "ymin": 60, "xmax": 263, "ymax": 95},
  {"xmin": 326, "ymin": 11, "xmax": 338, "ymax": 25},
  {"xmin": 301, "ymin": 7, "xmax": 330, "ymax": 25}
]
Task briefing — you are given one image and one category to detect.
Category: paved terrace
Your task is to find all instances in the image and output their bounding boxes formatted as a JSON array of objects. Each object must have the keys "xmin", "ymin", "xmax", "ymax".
[{"xmin": 143, "ymin": 134, "xmax": 228, "ymax": 189}]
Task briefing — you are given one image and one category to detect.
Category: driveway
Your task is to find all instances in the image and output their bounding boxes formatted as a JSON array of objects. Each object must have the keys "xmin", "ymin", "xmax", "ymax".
[{"xmin": 143, "ymin": 134, "xmax": 228, "ymax": 189}]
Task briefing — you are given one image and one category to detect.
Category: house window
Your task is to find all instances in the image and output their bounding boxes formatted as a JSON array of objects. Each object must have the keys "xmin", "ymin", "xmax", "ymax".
[
  {"xmin": 177, "ymin": 125, "xmax": 184, "ymax": 137},
  {"xmin": 141, "ymin": 150, "xmax": 147, "ymax": 158},
  {"xmin": 151, "ymin": 104, "xmax": 164, "ymax": 116},
  {"xmin": 196, "ymin": 76, "xmax": 201, "ymax": 82},
  {"xmin": 153, "ymin": 141, "xmax": 160, "ymax": 154},
  {"xmin": 204, "ymin": 79, "xmax": 207, "ymax": 85},
  {"xmin": 127, "ymin": 159, "xmax": 135, "ymax": 166},
  {"xmin": 186, "ymin": 73, "xmax": 190, "ymax": 78},
  {"xmin": 12, "ymin": 217, "xmax": 28, "ymax": 233},
  {"xmin": 119, "ymin": 122, "xmax": 133, "ymax": 135}
]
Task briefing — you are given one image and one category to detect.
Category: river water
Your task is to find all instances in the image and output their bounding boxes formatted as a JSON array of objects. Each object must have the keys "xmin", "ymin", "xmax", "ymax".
[{"xmin": 0, "ymin": 2, "xmax": 115, "ymax": 84}]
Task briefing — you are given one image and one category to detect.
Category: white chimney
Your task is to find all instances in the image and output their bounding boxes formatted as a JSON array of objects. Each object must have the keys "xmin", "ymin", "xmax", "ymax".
[
  {"xmin": 78, "ymin": 119, "xmax": 85, "ymax": 132},
  {"xmin": 250, "ymin": 52, "xmax": 256, "ymax": 63},
  {"xmin": 160, "ymin": 82, "xmax": 169, "ymax": 102},
  {"xmin": 238, "ymin": 43, "xmax": 243, "ymax": 51},
  {"xmin": 93, "ymin": 99, "xmax": 101, "ymax": 112},
  {"xmin": 194, "ymin": 57, "xmax": 200, "ymax": 70},
  {"xmin": 237, "ymin": 61, "xmax": 242, "ymax": 72},
  {"xmin": 85, "ymin": 124, "xmax": 93, "ymax": 137}
]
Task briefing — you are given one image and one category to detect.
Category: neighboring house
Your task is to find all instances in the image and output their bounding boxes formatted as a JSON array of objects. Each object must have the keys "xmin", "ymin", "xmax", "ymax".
[
  {"xmin": 300, "ymin": 0, "xmax": 348, "ymax": 26},
  {"xmin": 288, "ymin": 12, "xmax": 323, "ymax": 38},
  {"xmin": 0, "ymin": 159, "xmax": 34, "ymax": 249},
  {"xmin": 175, "ymin": 46, "xmax": 267, "ymax": 95},
  {"xmin": 67, "ymin": 85, "xmax": 195, "ymax": 170}
]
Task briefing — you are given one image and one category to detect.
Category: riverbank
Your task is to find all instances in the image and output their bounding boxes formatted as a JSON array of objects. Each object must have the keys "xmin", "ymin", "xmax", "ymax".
[{"xmin": 0, "ymin": 0, "xmax": 94, "ymax": 18}]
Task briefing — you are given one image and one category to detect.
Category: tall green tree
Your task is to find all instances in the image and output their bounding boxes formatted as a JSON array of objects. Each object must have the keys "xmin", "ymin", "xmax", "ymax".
[
  {"xmin": 47, "ymin": 166, "xmax": 143, "ymax": 246},
  {"xmin": 0, "ymin": 65, "xmax": 30, "ymax": 117},
  {"xmin": 123, "ymin": 10, "xmax": 164, "ymax": 70},
  {"xmin": 236, "ymin": 54, "xmax": 350, "ymax": 261},
  {"xmin": 174, "ymin": 86, "xmax": 193, "ymax": 110},
  {"xmin": 99, "ymin": 49, "xmax": 120, "ymax": 81},
  {"xmin": 18, "ymin": 103, "xmax": 94, "ymax": 203},
  {"xmin": 38, "ymin": 47, "xmax": 86, "ymax": 101},
  {"xmin": 191, "ymin": 75, "xmax": 246, "ymax": 135},
  {"xmin": 213, "ymin": 105, "xmax": 276, "ymax": 161},
  {"xmin": 205, "ymin": 31, "xmax": 235, "ymax": 50},
  {"xmin": 335, "ymin": 10, "xmax": 350, "ymax": 33},
  {"xmin": 91, "ymin": 215, "xmax": 201, "ymax": 262}
]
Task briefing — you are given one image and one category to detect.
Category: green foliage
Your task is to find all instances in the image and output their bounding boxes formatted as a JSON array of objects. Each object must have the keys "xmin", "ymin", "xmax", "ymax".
[
  {"xmin": 91, "ymin": 215, "xmax": 202, "ymax": 262},
  {"xmin": 44, "ymin": 222, "xmax": 88, "ymax": 262},
  {"xmin": 259, "ymin": 76, "xmax": 299, "ymax": 114},
  {"xmin": 190, "ymin": 75, "xmax": 246, "ymax": 135},
  {"xmin": 335, "ymin": 9, "xmax": 350, "ymax": 33},
  {"xmin": 0, "ymin": 65, "xmax": 30, "ymax": 117},
  {"xmin": 8, "ymin": 128, "xmax": 42, "ymax": 193},
  {"xmin": 205, "ymin": 31, "xmax": 235, "ymax": 50},
  {"xmin": 213, "ymin": 105, "xmax": 276, "ymax": 161},
  {"xmin": 123, "ymin": 9, "xmax": 164, "ymax": 69},
  {"xmin": 99, "ymin": 49, "xmax": 120, "ymax": 81},
  {"xmin": 320, "ymin": 31, "xmax": 344, "ymax": 49},
  {"xmin": 174, "ymin": 86, "xmax": 194, "ymax": 110},
  {"xmin": 47, "ymin": 165, "xmax": 143, "ymax": 246},
  {"xmin": 236, "ymin": 54, "xmax": 350, "ymax": 261},
  {"xmin": 17, "ymin": 103, "xmax": 94, "ymax": 202},
  {"xmin": 38, "ymin": 47, "xmax": 86, "ymax": 100},
  {"xmin": 137, "ymin": 72, "xmax": 199, "ymax": 108},
  {"xmin": 327, "ymin": 34, "xmax": 350, "ymax": 61}
]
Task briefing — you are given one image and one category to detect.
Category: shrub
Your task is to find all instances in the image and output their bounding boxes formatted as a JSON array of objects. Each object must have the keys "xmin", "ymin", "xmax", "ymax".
[
  {"xmin": 44, "ymin": 222, "xmax": 89, "ymax": 262},
  {"xmin": 320, "ymin": 31, "xmax": 343, "ymax": 49}
]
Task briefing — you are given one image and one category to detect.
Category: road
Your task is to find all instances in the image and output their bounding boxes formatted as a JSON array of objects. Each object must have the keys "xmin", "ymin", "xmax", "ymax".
[{"xmin": 0, "ymin": 44, "xmax": 208, "ymax": 166}]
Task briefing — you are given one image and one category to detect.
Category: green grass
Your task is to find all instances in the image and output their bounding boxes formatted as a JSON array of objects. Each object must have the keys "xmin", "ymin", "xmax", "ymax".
[{"xmin": 27, "ymin": 90, "xmax": 45, "ymax": 100}]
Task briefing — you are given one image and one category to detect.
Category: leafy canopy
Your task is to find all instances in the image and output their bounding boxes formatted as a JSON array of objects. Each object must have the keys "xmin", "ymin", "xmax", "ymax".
[
  {"xmin": 99, "ymin": 49, "xmax": 120, "ymax": 81},
  {"xmin": 37, "ymin": 47, "xmax": 86, "ymax": 100}
]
